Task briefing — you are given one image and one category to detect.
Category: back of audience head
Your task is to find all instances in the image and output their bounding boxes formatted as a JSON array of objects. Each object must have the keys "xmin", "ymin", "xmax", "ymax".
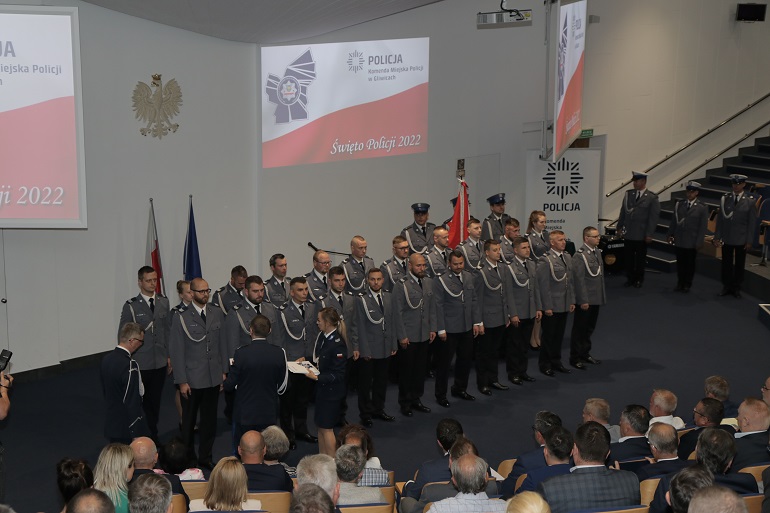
[
  {"xmin": 533, "ymin": 411, "xmax": 562, "ymax": 444},
  {"xmin": 506, "ymin": 491, "xmax": 551, "ymax": 513},
  {"xmin": 696, "ymin": 427, "xmax": 736, "ymax": 474},
  {"xmin": 128, "ymin": 473, "xmax": 172, "ymax": 513},
  {"xmin": 291, "ymin": 483, "xmax": 335, "ymax": 513},
  {"xmin": 544, "ymin": 426, "xmax": 573, "ymax": 464},
  {"xmin": 57, "ymin": 458, "xmax": 94, "ymax": 506},
  {"xmin": 450, "ymin": 454, "xmax": 487, "ymax": 495},
  {"xmin": 335, "ymin": 444, "xmax": 366, "ymax": 484},
  {"xmin": 130, "ymin": 437, "xmax": 158, "ymax": 469},
  {"xmin": 238, "ymin": 430, "xmax": 266, "ymax": 464},
  {"xmin": 204, "ymin": 456, "xmax": 249, "ymax": 511},
  {"xmin": 262, "ymin": 425, "xmax": 290, "ymax": 462},
  {"xmin": 573, "ymin": 421, "xmax": 610, "ymax": 464},
  {"xmin": 68, "ymin": 488, "xmax": 116, "ymax": 513},
  {"xmin": 694, "ymin": 398, "xmax": 724, "ymax": 427},
  {"xmin": 297, "ymin": 454, "xmax": 339, "ymax": 504},
  {"xmin": 620, "ymin": 404, "xmax": 651, "ymax": 436},
  {"xmin": 159, "ymin": 437, "xmax": 190, "ymax": 475},
  {"xmin": 667, "ymin": 465, "xmax": 714, "ymax": 513},
  {"xmin": 650, "ymin": 389, "xmax": 678, "ymax": 417},
  {"xmin": 648, "ymin": 423, "xmax": 678, "ymax": 457},
  {"xmin": 449, "ymin": 436, "xmax": 478, "ymax": 462},
  {"xmin": 582, "ymin": 398, "xmax": 611, "ymax": 425},
  {"xmin": 737, "ymin": 397, "xmax": 770, "ymax": 432},
  {"xmin": 93, "ymin": 443, "xmax": 134, "ymax": 506},
  {"xmin": 704, "ymin": 376, "xmax": 730, "ymax": 402},
  {"xmin": 688, "ymin": 485, "xmax": 748, "ymax": 513},
  {"xmin": 436, "ymin": 418, "xmax": 464, "ymax": 452},
  {"xmin": 337, "ymin": 424, "xmax": 375, "ymax": 460}
]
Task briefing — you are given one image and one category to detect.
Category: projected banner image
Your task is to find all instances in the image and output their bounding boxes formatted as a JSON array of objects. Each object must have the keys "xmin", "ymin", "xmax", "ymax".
[
  {"xmin": 0, "ymin": 7, "xmax": 85, "ymax": 228},
  {"xmin": 553, "ymin": 0, "xmax": 586, "ymax": 161},
  {"xmin": 261, "ymin": 37, "xmax": 429, "ymax": 168}
]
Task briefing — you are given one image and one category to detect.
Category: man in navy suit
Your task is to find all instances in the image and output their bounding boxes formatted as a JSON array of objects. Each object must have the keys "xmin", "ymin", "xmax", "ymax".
[
  {"xmin": 403, "ymin": 418, "xmax": 464, "ymax": 499},
  {"xmin": 678, "ymin": 398, "xmax": 735, "ymax": 460},
  {"xmin": 538, "ymin": 421, "xmax": 640, "ymax": 513},
  {"xmin": 732, "ymin": 397, "xmax": 770, "ymax": 471},
  {"xmin": 499, "ymin": 411, "xmax": 562, "ymax": 497},
  {"xmin": 239, "ymin": 430, "xmax": 294, "ymax": 492},
  {"xmin": 513, "ymin": 426, "xmax": 573, "ymax": 496},
  {"xmin": 608, "ymin": 404, "xmax": 652, "ymax": 463},
  {"xmin": 129, "ymin": 437, "xmax": 190, "ymax": 506},
  {"xmin": 635, "ymin": 423, "xmax": 692, "ymax": 480}
]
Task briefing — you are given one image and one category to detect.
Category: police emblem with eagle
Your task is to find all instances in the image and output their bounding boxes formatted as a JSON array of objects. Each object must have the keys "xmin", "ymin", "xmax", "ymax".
[{"xmin": 132, "ymin": 74, "xmax": 182, "ymax": 139}]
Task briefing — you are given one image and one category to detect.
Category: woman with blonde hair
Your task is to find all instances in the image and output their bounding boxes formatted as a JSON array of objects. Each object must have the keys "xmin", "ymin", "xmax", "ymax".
[
  {"xmin": 189, "ymin": 457, "xmax": 261, "ymax": 511},
  {"xmin": 506, "ymin": 491, "xmax": 551, "ymax": 513},
  {"xmin": 93, "ymin": 443, "xmax": 134, "ymax": 513}
]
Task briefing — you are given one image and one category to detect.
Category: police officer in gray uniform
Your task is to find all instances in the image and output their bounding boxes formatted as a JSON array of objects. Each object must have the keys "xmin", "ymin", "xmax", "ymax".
[
  {"xmin": 211, "ymin": 265, "xmax": 248, "ymax": 315},
  {"xmin": 434, "ymin": 250, "xmax": 481, "ymax": 404},
  {"xmin": 526, "ymin": 210, "xmax": 550, "ymax": 260},
  {"xmin": 393, "ymin": 253, "xmax": 437, "ymax": 417},
  {"xmin": 457, "ymin": 217, "xmax": 484, "ymax": 271},
  {"xmin": 536, "ymin": 231, "xmax": 576, "ymax": 377},
  {"xmin": 381, "ymin": 235, "xmax": 410, "ymax": 292},
  {"xmin": 503, "ymin": 237, "xmax": 540, "ymax": 385},
  {"xmin": 342, "ymin": 236, "xmax": 375, "ymax": 294},
  {"xmin": 168, "ymin": 277, "xmax": 226, "ymax": 468},
  {"xmin": 272, "ymin": 276, "xmax": 319, "ymax": 448},
  {"xmin": 401, "ymin": 203, "xmax": 435, "ymax": 254},
  {"xmin": 305, "ymin": 251, "xmax": 331, "ymax": 301},
  {"xmin": 265, "ymin": 254, "xmax": 290, "ymax": 305},
  {"xmin": 223, "ymin": 275, "xmax": 278, "ymax": 365},
  {"xmin": 354, "ymin": 267, "xmax": 398, "ymax": 426},
  {"xmin": 118, "ymin": 265, "xmax": 170, "ymax": 442},
  {"xmin": 667, "ymin": 181, "xmax": 709, "ymax": 293},
  {"xmin": 499, "ymin": 218, "xmax": 522, "ymax": 265},
  {"xmin": 481, "ymin": 193, "xmax": 511, "ymax": 242},
  {"xmin": 426, "ymin": 226, "xmax": 451, "ymax": 278},
  {"xmin": 570, "ymin": 227, "xmax": 605, "ymax": 369},
  {"xmin": 715, "ymin": 174, "xmax": 757, "ymax": 298},
  {"xmin": 474, "ymin": 240, "xmax": 510, "ymax": 395},
  {"xmin": 617, "ymin": 171, "xmax": 661, "ymax": 288}
]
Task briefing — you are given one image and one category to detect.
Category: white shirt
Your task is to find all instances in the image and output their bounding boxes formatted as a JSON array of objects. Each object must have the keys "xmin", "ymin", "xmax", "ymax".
[{"xmin": 649, "ymin": 415, "xmax": 685, "ymax": 430}]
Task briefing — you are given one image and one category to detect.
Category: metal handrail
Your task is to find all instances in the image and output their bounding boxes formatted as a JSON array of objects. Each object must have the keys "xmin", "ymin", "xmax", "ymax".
[{"xmin": 605, "ymin": 89, "xmax": 770, "ymax": 198}]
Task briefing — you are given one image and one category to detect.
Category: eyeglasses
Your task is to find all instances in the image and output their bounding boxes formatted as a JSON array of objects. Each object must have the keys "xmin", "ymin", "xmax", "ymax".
[
  {"xmin": 129, "ymin": 338, "xmax": 144, "ymax": 344},
  {"xmin": 762, "ymin": 384, "xmax": 770, "ymax": 392},
  {"xmin": 192, "ymin": 288, "xmax": 212, "ymax": 293},
  {"xmin": 315, "ymin": 261, "xmax": 332, "ymax": 265},
  {"xmin": 693, "ymin": 409, "xmax": 707, "ymax": 418},
  {"xmin": 394, "ymin": 245, "xmax": 409, "ymax": 250}
]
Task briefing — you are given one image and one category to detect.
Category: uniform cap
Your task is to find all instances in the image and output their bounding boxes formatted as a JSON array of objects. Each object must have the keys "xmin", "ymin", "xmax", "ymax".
[
  {"xmin": 411, "ymin": 203, "xmax": 430, "ymax": 213},
  {"xmin": 729, "ymin": 174, "xmax": 748, "ymax": 184},
  {"xmin": 486, "ymin": 193, "xmax": 506, "ymax": 205},
  {"xmin": 631, "ymin": 171, "xmax": 649, "ymax": 180},
  {"xmin": 685, "ymin": 181, "xmax": 701, "ymax": 191}
]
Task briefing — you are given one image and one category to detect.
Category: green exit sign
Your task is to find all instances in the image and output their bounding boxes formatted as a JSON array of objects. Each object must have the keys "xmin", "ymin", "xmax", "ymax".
[{"xmin": 580, "ymin": 129, "xmax": 594, "ymax": 138}]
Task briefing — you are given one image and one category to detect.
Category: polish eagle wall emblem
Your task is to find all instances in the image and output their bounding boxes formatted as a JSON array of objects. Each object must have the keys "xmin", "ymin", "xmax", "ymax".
[{"xmin": 132, "ymin": 74, "xmax": 183, "ymax": 139}]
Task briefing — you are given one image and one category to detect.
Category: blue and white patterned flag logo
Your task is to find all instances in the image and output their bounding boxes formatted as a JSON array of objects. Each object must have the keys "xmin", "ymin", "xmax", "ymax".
[
  {"xmin": 543, "ymin": 157, "xmax": 583, "ymax": 199},
  {"xmin": 265, "ymin": 49, "xmax": 317, "ymax": 124}
]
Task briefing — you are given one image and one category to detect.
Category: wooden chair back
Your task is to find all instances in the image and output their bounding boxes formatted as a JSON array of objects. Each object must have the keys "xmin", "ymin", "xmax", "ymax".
[
  {"xmin": 497, "ymin": 458, "xmax": 517, "ymax": 479},
  {"xmin": 514, "ymin": 473, "xmax": 527, "ymax": 493},
  {"xmin": 744, "ymin": 493, "xmax": 763, "ymax": 513},
  {"xmin": 387, "ymin": 470, "xmax": 395, "ymax": 485},
  {"xmin": 738, "ymin": 463, "xmax": 770, "ymax": 485},
  {"xmin": 639, "ymin": 478, "xmax": 660, "ymax": 506},
  {"xmin": 338, "ymin": 505, "xmax": 393, "ymax": 513},
  {"xmin": 677, "ymin": 428, "xmax": 695, "ymax": 440},
  {"xmin": 247, "ymin": 491, "xmax": 291, "ymax": 513},
  {"xmin": 171, "ymin": 494, "xmax": 187, "ymax": 513},
  {"xmin": 181, "ymin": 480, "xmax": 207, "ymax": 501},
  {"xmin": 378, "ymin": 485, "xmax": 396, "ymax": 506}
]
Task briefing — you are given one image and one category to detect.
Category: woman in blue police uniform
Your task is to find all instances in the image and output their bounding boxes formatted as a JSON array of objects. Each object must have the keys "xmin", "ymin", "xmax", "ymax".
[{"xmin": 306, "ymin": 306, "xmax": 348, "ymax": 456}]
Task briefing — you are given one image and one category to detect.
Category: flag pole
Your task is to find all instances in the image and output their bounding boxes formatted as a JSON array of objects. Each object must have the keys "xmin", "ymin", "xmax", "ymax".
[{"xmin": 149, "ymin": 198, "xmax": 166, "ymax": 294}]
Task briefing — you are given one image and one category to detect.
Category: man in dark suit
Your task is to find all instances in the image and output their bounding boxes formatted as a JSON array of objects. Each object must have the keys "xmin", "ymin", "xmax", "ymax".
[
  {"xmin": 239, "ymin": 430, "xmax": 294, "ymax": 492},
  {"xmin": 129, "ymin": 437, "xmax": 189, "ymax": 505},
  {"xmin": 538, "ymin": 421, "xmax": 640, "ymax": 513},
  {"xmin": 513, "ymin": 426, "xmax": 573, "ymax": 496},
  {"xmin": 704, "ymin": 375, "xmax": 739, "ymax": 418},
  {"xmin": 678, "ymin": 398, "xmax": 734, "ymax": 460},
  {"xmin": 635, "ymin": 423, "xmax": 692, "ymax": 481},
  {"xmin": 608, "ymin": 404, "xmax": 653, "ymax": 463},
  {"xmin": 211, "ymin": 265, "xmax": 248, "ymax": 314},
  {"xmin": 732, "ymin": 397, "xmax": 770, "ymax": 471},
  {"xmin": 667, "ymin": 465, "xmax": 714, "ymax": 513},
  {"xmin": 667, "ymin": 181, "xmax": 708, "ymax": 292},
  {"xmin": 617, "ymin": 171, "xmax": 661, "ymax": 288},
  {"xmin": 224, "ymin": 314, "xmax": 288, "ymax": 450},
  {"xmin": 403, "ymin": 418, "xmax": 463, "ymax": 499},
  {"xmin": 101, "ymin": 322, "xmax": 150, "ymax": 444}
]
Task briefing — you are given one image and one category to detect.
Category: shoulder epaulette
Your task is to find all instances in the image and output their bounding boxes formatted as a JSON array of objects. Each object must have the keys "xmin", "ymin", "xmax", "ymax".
[
  {"xmin": 344, "ymin": 291, "xmax": 356, "ymax": 296},
  {"xmin": 577, "ymin": 247, "xmax": 585, "ymax": 253},
  {"xmin": 397, "ymin": 276, "xmax": 408, "ymax": 283},
  {"xmin": 263, "ymin": 298, "xmax": 272, "ymax": 304},
  {"xmin": 232, "ymin": 304, "xmax": 242, "ymax": 311},
  {"xmin": 278, "ymin": 304, "xmax": 287, "ymax": 311},
  {"xmin": 157, "ymin": 293, "xmax": 166, "ymax": 299},
  {"xmin": 127, "ymin": 297, "xmax": 138, "ymax": 304},
  {"xmin": 316, "ymin": 293, "xmax": 328, "ymax": 302},
  {"xmin": 178, "ymin": 306, "xmax": 188, "ymax": 313},
  {"xmin": 216, "ymin": 285, "xmax": 227, "ymax": 292},
  {"xmin": 341, "ymin": 257, "xmax": 351, "ymax": 263}
]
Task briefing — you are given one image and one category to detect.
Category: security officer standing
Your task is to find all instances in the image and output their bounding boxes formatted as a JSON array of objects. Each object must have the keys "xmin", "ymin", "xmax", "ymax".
[
  {"xmin": 425, "ymin": 226, "xmax": 450, "ymax": 278},
  {"xmin": 381, "ymin": 236, "xmax": 410, "ymax": 292},
  {"xmin": 458, "ymin": 218, "xmax": 484, "ymax": 271},
  {"xmin": 617, "ymin": 171, "xmax": 661, "ymax": 288},
  {"xmin": 265, "ymin": 254, "xmax": 290, "ymax": 305},
  {"xmin": 211, "ymin": 265, "xmax": 248, "ymax": 314},
  {"xmin": 715, "ymin": 174, "xmax": 757, "ymax": 298},
  {"xmin": 393, "ymin": 253, "xmax": 437, "ymax": 417},
  {"xmin": 481, "ymin": 193, "xmax": 511, "ymax": 241},
  {"xmin": 118, "ymin": 265, "xmax": 170, "ymax": 442},
  {"xmin": 401, "ymin": 203, "xmax": 435, "ymax": 254},
  {"xmin": 499, "ymin": 218, "xmax": 522, "ymax": 265},
  {"xmin": 434, "ymin": 250, "xmax": 481, "ymax": 404},
  {"xmin": 169, "ymin": 277, "xmax": 226, "ymax": 469},
  {"xmin": 570, "ymin": 227, "xmax": 605, "ymax": 369},
  {"xmin": 305, "ymin": 251, "xmax": 332, "ymax": 301},
  {"xmin": 667, "ymin": 181, "xmax": 709, "ymax": 293},
  {"xmin": 342, "ymin": 236, "xmax": 375, "ymax": 294}
]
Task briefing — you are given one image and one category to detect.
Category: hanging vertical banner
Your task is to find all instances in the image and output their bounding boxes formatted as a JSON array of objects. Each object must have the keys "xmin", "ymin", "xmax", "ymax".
[{"xmin": 525, "ymin": 149, "xmax": 601, "ymax": 241}]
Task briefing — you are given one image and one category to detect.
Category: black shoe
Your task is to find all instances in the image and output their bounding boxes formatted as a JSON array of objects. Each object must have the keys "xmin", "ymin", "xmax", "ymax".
[
  {"xmin": 585, "ymin": 356, "xmax": 602, "ymax": 365},
  {"xmin": 554, "ymin": 365, "xmax": 571, "ymax": 374},
  {"xmin": 634, "ymin": 281, "xmax": 643, "ymax": 288},
  {"xmin": 400, "ymin": 407, "xmax": 413, "ymax": 417},
  {"xmin": 297, "ymin": 433, "xmax": 318, "ymax": 443},
  {"xmin": 198, "ymin": 460, "xmax": 215, "ymax": 471},
  {"xmin": 479, "ymin": 387, "xmax": 492, "ymax": 396},
  {"xmin": 361, "ymin": 418, "xmax": 373, "ymax": 427},
  {"xmin": 529, "ymin": 345, "xmax": 540, "ymax": 351},
  {"xmin": 541, "ymin": 368, "xmax": 555, "ymax": 377},
  {"xmin": 451, "ymin": 389, "xmax": 476, "ymax": 401},
  {"xmin": 570, "ymin": 361, "xmax": 586, "ymax": 370},
  {"xmin": 437, "ymin": 398, "xmax": 450, "ymax": 408},
  {"xmin": 428, "ymin": 370, "xmax": 435, "ymax": 379},
  {"xmin": 374, "ymin": 412, "xmax": 396, "ymax": 422},
  {"xmin": 412, "ymin": 402, "xmax": 431, "ymax": 413},
  {"xmin": 509, "ymin": 376, "xmax": 523, "ymax": 386},
  {"xmin": 490, "ymin": 381, "xmax": 509, "ymax": 391},
  {"xmin": 733, "ymin": 290, "xmax": 742, "ymax": 298},
  {"xmin": 289, "ymin": 441, "xmax": 297, "ymax": 450},
  {"xmin": 521, "ymin": 374, "xmax": 536, "ymax": 382},
  {"xmin": 719, "ymin": 287, "xmax": 731, "ymax": 296}
]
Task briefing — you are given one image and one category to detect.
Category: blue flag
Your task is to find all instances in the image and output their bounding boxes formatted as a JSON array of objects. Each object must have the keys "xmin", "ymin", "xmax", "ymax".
[{"xmin": 183, "ymin": 197, "xmax": 202, "ymax": 280}]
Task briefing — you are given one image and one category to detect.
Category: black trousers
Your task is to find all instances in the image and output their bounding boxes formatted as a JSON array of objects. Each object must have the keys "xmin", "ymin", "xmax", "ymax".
[
  {"xmin": 357, "ymin": 357, "xmax": 390, "ymax": 419},
  {"xmin": 140, "ymin": 366, "xmax": 166, "ymax": 441},
  {"xmin": 570, "ymin": 306, "xmax": 600, "ymax": 363},
  {"xmin": 675, "ymin": 247, "xmax": 697, "ymax": 288},
  {"xmin": 506, "ymin": 318, "xmax": 534, "ymax": 378},
  {"xmin": 180, "ymin": 386, "xmax": 219, "ymax": 463},
  {"xmin": 721, "ymin": 244, "xmax": 747, "ymax": 291},
  {"xmin": 398, "ymin": 342, "xmax": 428, "ymax": 408},
  {"xmin": 223, "ymin": 390, "xmax": 234, "ymax": 422},
  {"xmin": 339, "ymin": 357, "xmax": 356, "ymax": 422},
  {"xmin": 279, "ymin": 373, "xmax": 311, "ymax": 441},
  {"xmin": 624, "ymin": 239, "xmax": 648, "ymax": 283},
  {"xmin": 539, "ymin": 312, "xmax": 568, "ymax": 370},
  {"xmin": 443, "ymin": 330, "xmax": 474, "ymax": 394},
  {"xmin": 475, "ymin": 326, "xmax": 504, "ymax": 388}
]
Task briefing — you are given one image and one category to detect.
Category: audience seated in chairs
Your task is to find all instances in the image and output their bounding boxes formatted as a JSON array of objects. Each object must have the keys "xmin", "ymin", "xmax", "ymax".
[
  {"xmin": 513, "ymin": 426, "xmax": 573, "ymax": 496},
  {"xmin": 189, "ymin": 457, "xmax": 262, "ymax": 512},
  {"xmin": 688, "ymin": 485, "xmax": 749, "ymax": 513},
  {"xmin": 666, "ymin": 465, "xmax": 714, "ymax": 513},
  {"xmin": 425, "ymin": 454, "xmax": 506, "ymax": 513},
  {"xmin": 335, "ymin": 445, "xmax": 385, "ymax": 505},
  {"xmin": 635, "ymin": 423, "xmax": 692, "ymax": 481},
  {"xmin": 500, "ymin": 411, "xmax": 562, "ymax": 496},
  {"xmin": 262, "ymin": 425, "xmax": 297, "ymax": 479},
  {"xmin": 129, "ymin": 437, "xmax": 190, "ymax": 505},
  {"xmin": 582, "ymin": 398, "xmax": 621, "ymax": 443},
  {"xmin": 238, "ymin": 430, "xmax": 294, "ymax": 492},
  {"xmin": 57, "ymin": 458, "xmax": 94, "ymax": 513},
  {"xmin": 649, "ymin": 389, "xmax": 686, "ymax": 430},
  {"xmin": 291, "ymin": 483, "xmax": 335, "ymax": 513},
  {"xmin": 402, "ymin": 418, "xmax": 464, "ymax": 500},
  {"xmin": 608, "ymin": 404, "xmax": 652, "ymax": 463},
  {"xmin": 160, "ymin": 437, "xmax": 204, "ymax": 481},
  {"xmin": 732, "ymin": 398, "xmax": 770, "ymax": 471},
  {"xmin": 704, "ymin": 375, "xmax": 739, "ymax": 418},
  {"xmin": 296, "ymin": 454, "xmax": 340, "ymax": 506},
  {"xmin": 337, "ymin": 424, "xmax": 390, "ymax": 487},
  {"xmin": 128, "ymin": 473, "xmax": 173, "ymax": 513},
  {"xmin": 678, "ymin": 398, "xmax": 734, "ymax": 460},
  {"xmin": 93, "ymin": 443, "xmax": 135, "ymax": 513},
  {"xmin": 68, "ymin": 488, "xmax": 116, "ymax": 513}
]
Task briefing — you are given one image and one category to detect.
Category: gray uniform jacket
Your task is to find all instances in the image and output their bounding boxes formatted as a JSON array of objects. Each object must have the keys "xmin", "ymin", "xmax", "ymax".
[
  {"xmin": 715, "ymin": 192, "xmax": 757, "ymax": 246},
  {"xmin": 264, "ymin": 275, "xmax": 290, "ymax": 306},
  {"xmin": 401, "ymin": 222, "xmax": 435, "ymax": 254},
  {"xmin": 572, "ymin": 245, "xmax": 606, "ymax": 306},
  {"xmin": 318, "ymin": 291, "xmax": 358, "ymax": 354},
  {"xmin": 342, "ymin": 256, "xmax": 375, "ymax": 294},
  {"xmin": 528, "ymin": 231, "xmax": 550, "ymax": 259},
  {"xmin": 425, "ymin": 246, "xmax": 449, "ymax": 278},
  {"xmin": 169, "ymin": 304, "xmax": 226, "ymax": 389},
  {"xmin": 434, "ymin": 270, "xmax": 480, "ymax": 333},
  {"xmin": 617, "ymin": 189, "xmax": 661, "ymax": 240},
  {"xmin": 475, "ymin": 259, "xmax": 510, "ymax": 328},
  {"xmin": 457, "ymin": 238, "xmax": 482, "ymax": 271},
  {"xmin": 380, "ymin": 257, "xmax": 408, "ymax": 292},
  {"xmin": 119, "ymin": 294, "xmax": 170, "ymax": 371},
  {"xmin": 354, "ymin": 290, "xmax": 398, "ymax": 359},
  {"xmin": 274, "ymin": 301, "xmax": 319, "ymax": 361},
  {"xmin": 536, "ymin": 250, "xmax": 576, "ymax": 313},
  {"xmin": 499, "ymin": 236, "xmax": 516, "ymax": 265},
  {"xmin": 393, "ymin": 275, "xmax": 437, "ymax": 342},
  {"xmin": 667, "ymin": 199, "xmax": 709, "ymax": 249},
  {"xmin": 504, "ymin": 258, "xmax": 541, "ymax": 320},
  {"xmin": 211, "ymin": 283, "xmax": 241, "ymax": 315},
  {"xmin": 481, "ymin": 213, "xmax": 510, "ymax": 241},
  {"xmin": 223, "ymin": 300, "xmax": 278, "ymax": 367},
  {"xmin": 304, "ymin": 271, "xmax": 328, "ymax": 301}
]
